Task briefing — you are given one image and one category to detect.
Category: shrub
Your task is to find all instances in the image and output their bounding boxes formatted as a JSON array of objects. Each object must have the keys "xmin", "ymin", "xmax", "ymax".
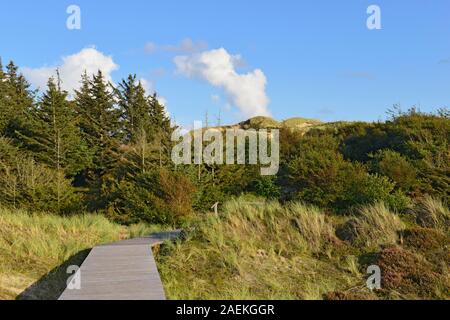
[
  {"xmin": 376, "ymin": 246, "xmax": 446, "ymax": 299},
  {"xmin": 287, "ymin": 135, "xmax": 357, "ymax": 208},
  {"xmin": 338, "ymin": 172, "xmax": 410, "ymax": 212},
  {"xmin": 370, "ymin": 150, "xmax": 417, "ymax": 191},
  {"xmin": 0, "ymin": 156, "xmax": 82, "ymax": 214},
  {"xmin": 108, "ymin": 168, "xmax": 196, "ymax": 225},
  {"xmin": 287, "ymin": 135, "xmax": 411, "ymax": 212},
  {"xmin": 401, "ymin": 227, "xmax": 449, "ymax": 252},
  {"xmin": 248, "ymin": 176, "xmax": 281, "ymax": 199}
]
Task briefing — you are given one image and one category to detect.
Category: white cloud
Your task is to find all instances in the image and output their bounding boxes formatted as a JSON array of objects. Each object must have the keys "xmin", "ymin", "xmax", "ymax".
[
  {"xmin": 22, "ymin": 47, "xmax": 119, "ymax": 94},
  {"xmin": 174, "ymin": 48, "xmax": 270, "ymax": 119},
  {"xmin": 145, "ymin": 38, "xmax": 208, "ymax": 55}
]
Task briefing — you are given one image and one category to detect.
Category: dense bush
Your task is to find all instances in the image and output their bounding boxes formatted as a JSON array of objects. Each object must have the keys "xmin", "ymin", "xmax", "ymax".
[
  {"xmin": 370, "ymin": 149, "xmax": 417, "ymax": 191},
  {"xmin": 342, "ymin": 110, "xmax": 449, "ymax": 201},
  {"xmin": 286, "ymin": 135, "xmax": 411, "ymax": 212},
  {"xmin": 0, "ymin": 141, "xmax": 82, "ymax": 214},
  {"xmin": 106, "ymin": 168, "xmax": 196, "ymax": 225},
  {"xmin": 248, "ymin": 176, "xmax": 281, "ymax": 199}
]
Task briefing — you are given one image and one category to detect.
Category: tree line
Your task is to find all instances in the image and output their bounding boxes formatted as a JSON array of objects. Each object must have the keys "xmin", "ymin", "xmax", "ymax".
[
  {"xmin": 0, "ymin": 59, "xmax": 191, "ymax": 223},
  {"xmin": 0, "ymin": 57, "xmax": 448, "ymax": 225}
]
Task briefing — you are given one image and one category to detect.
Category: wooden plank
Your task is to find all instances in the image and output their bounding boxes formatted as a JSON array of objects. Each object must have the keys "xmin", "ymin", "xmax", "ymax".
[
  {"xmin": 59, "ymin": 231, "xmax": 180, "ymax": 300},
  {"xmin": 105, "ymin": 230, "xmax": 182, "ymax": 247}
]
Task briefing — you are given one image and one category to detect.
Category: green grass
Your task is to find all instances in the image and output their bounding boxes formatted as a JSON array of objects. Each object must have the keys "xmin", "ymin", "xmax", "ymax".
[
  {"xmin": 350, "ymin": 202, "xmax": 405, "ymax": 248},
  {"xmin": 156, "ymin": 197, "xmax": 449, "ymax": 300},
  {"xmin": 156, "ymin": 198, "xmax": 361, "ymax": 299},
  {"xmin": 1, "ymin": 197, "xmax": 448, "ymax": 300},
  {"xmin": 0, "ymin": 207, "xmax": 164, "ymax": 300}
]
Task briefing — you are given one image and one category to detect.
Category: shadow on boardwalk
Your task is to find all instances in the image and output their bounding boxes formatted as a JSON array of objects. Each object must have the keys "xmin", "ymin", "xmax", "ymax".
[
  {"xmin": 16, "ymin": 230, "xmax": 182, "ymax": 300},
  {"xmin": 16, "ymin": 249, "xmax": 90, "ymax": 300}
]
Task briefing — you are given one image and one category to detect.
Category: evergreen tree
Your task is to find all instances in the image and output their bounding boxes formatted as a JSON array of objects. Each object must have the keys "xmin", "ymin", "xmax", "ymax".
[
  {"xmin": 116, "ymin": 75, "xmax": 173, "ymax": 170},
  {"xmin": 75, "ymin": 70, "xmax": 121, "ymax": 174},
  {"xmin": 116, "ymin": 74, "xmax": 153, "ymax": 143},
  {"xmin": 0, "ymin": 58, "xmax": 7, "ymax": 133},
  {"xmin": 0, "ymin": 61, "xmax": 34, "ymax": 136},
  {"xmin": 148, "ymin": 93, "xmax": 171, "ymax": 135},
  {"xmin": 148, "ymin": 93, "xmax": 173, "ymax": 166},
  {"xmin": 17, "ymin": 74, "xmax": 90, "ymax": 176}
]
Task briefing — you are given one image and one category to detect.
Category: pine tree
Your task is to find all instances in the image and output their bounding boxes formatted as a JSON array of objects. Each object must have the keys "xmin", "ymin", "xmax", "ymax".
[
  {"xmin": 10, "ymin": 74, "xmax": 88, "ymax": 212},
  {"xmin": 116, "ymin": 74, "xmax": 153, "ymax": 143},
  {"xmin": 17, "ymin": 74, "xmax": 90, "ymax": 176},
  {"xmin": 5, "ymin": 61, "xmax": 34, "ymax": 111},
  {"xmin": 75, "ymin": 70, "xmax": 121, "ymax": 174},
  {"xmin": 0, "ymin": 58, "xmax": 4, "ymax": 81},
  {"xmin": 0, "ymin": 61, "xmax": 34, "ymax": 136},
  {"xmin": 116, "ymin": 76, "xmax": 174, "ymax": 170},
  {"xmin": 149, "ymin": 93, "xmax": 171, "ymax": 134},
  {"xmin": 0, "ymin": 58, "xmax": 7, "ymax": 133},
  {"xmin": 148, "ymin": 93, "xmax": 173, "ymax": 167}
]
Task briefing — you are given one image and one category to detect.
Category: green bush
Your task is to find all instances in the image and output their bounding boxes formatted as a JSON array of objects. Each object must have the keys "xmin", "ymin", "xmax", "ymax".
[
  {"xmin": 248, "ymin": 176, "xmax": 281, "ymax": 199},
  {"xmin": 107, "ymin": 168, "xmax": 196, "ymax": 225},
  {"xmin": 287, "ymin": 135, "xmax": 350, "ymax": 207},
  {"xmin": 288, "ymin": 140, "xmax": 411, "ymax": 211},
  {"xmin": 370, "ymin": 150, "xmax": 417, "ymax": 191},
  {"xmin": 0, "ymin": 155, "xmax": 82, "ymax": 214}
]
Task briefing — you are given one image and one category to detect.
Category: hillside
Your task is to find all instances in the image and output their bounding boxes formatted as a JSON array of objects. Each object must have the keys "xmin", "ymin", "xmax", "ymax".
[
  {"xmin": 156, "ymin": 196, "xmax": 450, "ymax": 300},
  {"xmin": 204, "ymin": 116, "xmax": 353, "ymax": 137}
]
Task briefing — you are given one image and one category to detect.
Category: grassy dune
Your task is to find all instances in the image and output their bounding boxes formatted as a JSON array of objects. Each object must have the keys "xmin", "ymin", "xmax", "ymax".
[
  {"xmin": 0, "ymin": 208, "xmax": 161, "ymax": 300},
  {"xmin": 156, "ymin": 197, "xmax": 450, "ymax": 300},
  {"xmin": 1, "ymin": 196, "xmax": 448, "ymax": 300}
]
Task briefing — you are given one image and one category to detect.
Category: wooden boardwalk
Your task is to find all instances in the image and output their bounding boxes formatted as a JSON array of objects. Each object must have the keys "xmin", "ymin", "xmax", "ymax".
[{"xmin": 59, "ymin": 230, "xmax": 181, "ymax": 300}]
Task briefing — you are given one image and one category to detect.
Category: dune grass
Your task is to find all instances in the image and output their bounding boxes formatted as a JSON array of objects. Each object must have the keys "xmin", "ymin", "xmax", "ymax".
[
  {"xmin": 1, "ymin": 197, "xmax": 448, "ymax": 300},
  {"xmin": 156, "ymin": 197, "xmax": 449, "ymax": 300},
  {"xmin": 414, "ymin": 196, "xmax": 450, "ymax": 232},
  {"xmin": 351, "ymin": 202, "xmax": 405, "ymax": 248},
  {"xmin": 156, "ymin": 198, "xmax": 362, "ymax": 299},
  {"xmin": 0, "ymin": 207, "xmax": 163, "ymax": 300}
]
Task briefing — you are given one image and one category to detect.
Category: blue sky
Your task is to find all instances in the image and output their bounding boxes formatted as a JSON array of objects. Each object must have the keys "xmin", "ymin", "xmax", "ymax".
[{"xmin": 1, "ymin": 0, "xmax": 449, "ymax": 126}]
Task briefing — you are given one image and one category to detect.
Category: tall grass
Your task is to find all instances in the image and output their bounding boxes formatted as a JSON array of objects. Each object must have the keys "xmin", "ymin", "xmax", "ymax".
[
  {"xmin": 0, "ymin": 207, "xmax": 125, "ymax": 300},
  {"xmin": 157, "ymin": 197, "xmax": 359, "ymax": 300},
  {"xmin": 289, "ymin": 203, "xmax": 335, "ymax": 252},
  {"xmin": 351, "ymin": 202, "xmax": 404, "ymax": 248},
  {"xmin": 158, "ymin": 198, "xmax": 449, "ymax": 300},
  {"xmin": 414, "ymin": 196, "xmax": 449, "ymax": 232}
]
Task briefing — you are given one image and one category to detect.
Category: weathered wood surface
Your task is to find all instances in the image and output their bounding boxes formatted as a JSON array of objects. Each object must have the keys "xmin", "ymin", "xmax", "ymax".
[{"xmin": 58, "ymin": 230, "xmax": 181, "ymax": 300}]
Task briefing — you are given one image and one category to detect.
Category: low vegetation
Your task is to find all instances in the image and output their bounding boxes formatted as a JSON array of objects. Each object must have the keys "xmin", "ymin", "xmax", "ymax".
[
  {"xmin": 0, "ymin": 207, "xmax": 160, "ymax": 300},
  {"xmin": 156, "ymin": 196, "xmax": 449, "ymax": 300}
]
